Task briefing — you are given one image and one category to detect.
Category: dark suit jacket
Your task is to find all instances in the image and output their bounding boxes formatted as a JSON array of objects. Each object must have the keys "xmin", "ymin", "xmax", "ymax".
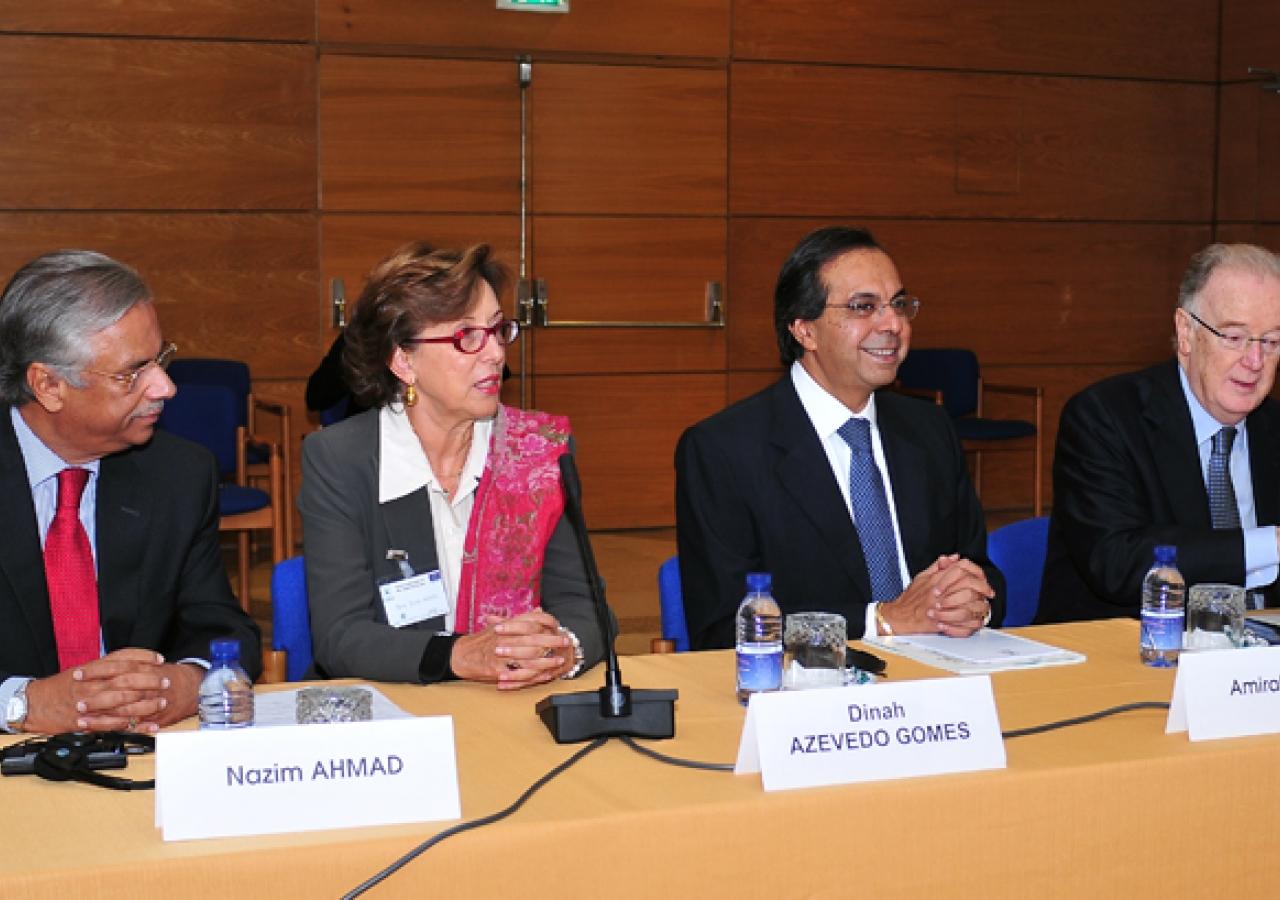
[
  {"xmin": 675, "ymin": 377, "xmax": 1005, "ymax": 650},
  {"xmin": 0, "ymin": 404, "xmax": 261, "ymax": 683},
  {"xmin": 1037, "ymin": 360, "xmax": 1280, "ymax": 623},
  {"xmin": 298, "ymin": 408, "xmax": 609, "ymax": 683}
]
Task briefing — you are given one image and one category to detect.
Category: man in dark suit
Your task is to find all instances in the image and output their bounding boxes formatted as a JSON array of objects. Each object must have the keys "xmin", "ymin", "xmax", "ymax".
[
  {"xmin": 1038, "ymin": 244, "xmax": 1280, "ymax": 622},
  {"xmin": 676, "ymin": 226, "xmax": 1003, "ymax": 649},
  {"xmin": 0, "ymin": 250, "xmax": 260, "ymax": 735}
]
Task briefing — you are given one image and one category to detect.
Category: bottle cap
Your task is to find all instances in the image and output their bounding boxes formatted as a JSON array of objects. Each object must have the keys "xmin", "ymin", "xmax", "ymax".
[
  {"xmin": 746, "ymin": 572, "xmax": 772, "ymax": 593},
  {"xmin": 1153, "ymin": 545, "xmax": 1177, "ymax": 566},
  {"xmin": 210, "ymin": 638, "xmax": 241, "ymax": 663}
]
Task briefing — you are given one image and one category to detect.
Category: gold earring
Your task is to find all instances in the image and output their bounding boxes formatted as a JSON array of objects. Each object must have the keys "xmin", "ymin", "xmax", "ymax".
[{"xmin": 404, "ymin": 384, "xmax": 417, "ymax": 407}]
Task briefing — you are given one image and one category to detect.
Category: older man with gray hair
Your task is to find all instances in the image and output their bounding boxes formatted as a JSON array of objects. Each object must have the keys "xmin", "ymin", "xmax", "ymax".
[
  {"xmin": 1038, "ymin": 243, "xmax": 1280, "ymax": 622},
  {"xmin": 0, "ymin": 250, "xmax": 259, "ymax": 735}
]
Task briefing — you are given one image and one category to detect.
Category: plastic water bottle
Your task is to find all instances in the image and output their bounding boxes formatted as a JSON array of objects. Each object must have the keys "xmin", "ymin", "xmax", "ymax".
[
  {"xmin": 736, "ymin": 572, "xmax": 783, "ymax": 704},
  {"xmin": 1140, "ymin": 546, "xmax": 1185, "ymax": 668},
  {"xmin": 198, "ymin": 639, "xmax": 255, "ymax": 729}
]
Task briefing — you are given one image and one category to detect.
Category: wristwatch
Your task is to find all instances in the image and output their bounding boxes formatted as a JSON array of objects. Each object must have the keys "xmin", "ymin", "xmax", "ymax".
[{"xmin": 6, "ymin": 680, "xmax": 29, "ymax": 733}]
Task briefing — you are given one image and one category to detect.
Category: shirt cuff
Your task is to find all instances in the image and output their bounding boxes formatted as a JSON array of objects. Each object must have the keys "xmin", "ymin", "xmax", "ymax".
[
  {"xmin": 863, "ymin": 603, "xmax": 880, "ymax": 640},
  {"xmin": 1243, "ymin": 526, "xmax": 1280, "ymax": 589},
  {"xmin": 0, "ymin": 677, "xmax": 32, "ymax": 734},
  {"xmin": 418, "ymin": 634, "xmax": 461, "ymax": 685}
]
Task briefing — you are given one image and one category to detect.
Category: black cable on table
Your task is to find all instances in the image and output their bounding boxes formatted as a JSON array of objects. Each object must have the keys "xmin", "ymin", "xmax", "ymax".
[
  {"xmin": 618, "ymin": 734, "xmax": 735, "ymax": 771},
  {"xmin": 339, "ymin": 736, "xmax": 609, "ymax": 900},
  {"xmin": 1001, "ymin": 701, "xmax": 1170, "ymax": 739}
]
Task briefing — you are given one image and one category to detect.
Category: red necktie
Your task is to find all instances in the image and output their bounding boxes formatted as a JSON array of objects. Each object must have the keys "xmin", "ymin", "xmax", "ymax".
[{"xmin": 44, "ymin": 468, "xmax": 100, "ymax": 670}]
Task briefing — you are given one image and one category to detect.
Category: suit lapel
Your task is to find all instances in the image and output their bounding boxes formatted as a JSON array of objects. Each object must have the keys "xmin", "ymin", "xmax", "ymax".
[
  {"xmin": 0, "ymin": 407, "xmax": 59, "ymax": 671},
  {"xmin": 96, "ymin": 448, "xmax": 150, "ymax": 652},
  {"xmin": 769, "ymin": 381, "xmax": 872, "ymax": 603},
  {"xmin": 1144, "ymin": 362, "xmax": 1212, "ymax": 527},
  {"xmin": 877, "ymin": 397, "xmax": 931, "ymax": 575},
  {"xmin": 1248, "ymin": 403, "xmax": 1280, "ymax": 525}
]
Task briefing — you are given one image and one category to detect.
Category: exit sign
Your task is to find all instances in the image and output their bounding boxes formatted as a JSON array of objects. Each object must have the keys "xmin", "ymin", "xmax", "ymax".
[{"xmin": 497, "ymin": 0, "xmax": 569, "ymax": 11}]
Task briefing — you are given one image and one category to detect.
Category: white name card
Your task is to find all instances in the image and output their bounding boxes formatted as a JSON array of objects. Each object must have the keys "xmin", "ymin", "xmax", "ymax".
[
  {"xmin": 734, "ymin": 676, "xmax": 1006, "ymax": 791},
  {"xmin": 1167, "ymin": 645, "xmax": 1280, "ymax": 741},
  {"xmin": 156, "ymin": 717, "xmax": 461, "ymax": 841}
]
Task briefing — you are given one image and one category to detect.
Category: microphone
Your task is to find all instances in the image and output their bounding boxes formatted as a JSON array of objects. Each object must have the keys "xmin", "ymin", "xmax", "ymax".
[{"xmin": 535, "ymin": 455, "xmax": 678, "ymax": 743}]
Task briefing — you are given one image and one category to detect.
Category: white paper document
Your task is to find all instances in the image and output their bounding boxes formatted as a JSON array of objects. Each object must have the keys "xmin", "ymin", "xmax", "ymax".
[{"xmin": 864, "ymin": 628, "xmax": 1085, "ymax": 674}]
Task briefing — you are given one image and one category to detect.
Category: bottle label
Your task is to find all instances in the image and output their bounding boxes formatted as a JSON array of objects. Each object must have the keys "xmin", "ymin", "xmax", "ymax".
[
  {"xmin": 1141, "ymin": 608, "xmax": 1184, "ymax": 652},
  {"xmin": 737, "ymin": 645, "xmax": 782, "ymax": 693}
]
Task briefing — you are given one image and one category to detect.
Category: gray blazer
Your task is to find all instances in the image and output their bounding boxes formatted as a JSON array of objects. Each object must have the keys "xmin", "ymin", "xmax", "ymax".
[{"xmin": 298, "ymin": 409, "xmax": 609, "ymax": 683}]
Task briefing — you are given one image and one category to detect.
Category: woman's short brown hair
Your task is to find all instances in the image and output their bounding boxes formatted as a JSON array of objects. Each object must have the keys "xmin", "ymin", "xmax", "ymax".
[{"xmin": 343, "ymin": 242, "xmax": 508, "ymax": 408}]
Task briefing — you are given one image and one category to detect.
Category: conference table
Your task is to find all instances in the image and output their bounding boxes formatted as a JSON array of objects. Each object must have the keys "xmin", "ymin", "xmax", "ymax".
[{"xmin": 4, "ymin": 619, "xmax": 1277, "ymax": 899}]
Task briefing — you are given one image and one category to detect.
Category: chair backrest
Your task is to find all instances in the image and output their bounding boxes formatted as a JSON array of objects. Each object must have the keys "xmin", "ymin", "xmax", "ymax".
[
  {"xmin": 167, "ymin": 359, "xmax": 252, "ymax": 427},
  {"xmin": 271, "ymin": 557, "xmax": 313, "ymax": 681},
  {"xmin": 658, "ymin": 556, "xmax": 690, "ymax": 652},
  {"xmin": 896, "ymin": 348, "xmax": 980, "ymax": 418},
  {"xmin": 157, "ymin": 383, "xmax": 240, "ymax": 478},
  {"xmin": 987, "ymin": 516, "xmax": 1050, "ymax": 627}
]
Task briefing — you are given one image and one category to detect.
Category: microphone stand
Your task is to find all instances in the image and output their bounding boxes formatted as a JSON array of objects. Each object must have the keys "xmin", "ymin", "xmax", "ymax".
[{"xmin": 535, "ymin": 456, "xmax": 678, "ymax": 743}]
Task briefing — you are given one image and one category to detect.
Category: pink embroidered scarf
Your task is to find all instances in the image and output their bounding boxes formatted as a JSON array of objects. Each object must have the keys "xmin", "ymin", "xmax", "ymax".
[{"xmin": 454, "ymin": 405, "xmax": 571, "ymax": 633}]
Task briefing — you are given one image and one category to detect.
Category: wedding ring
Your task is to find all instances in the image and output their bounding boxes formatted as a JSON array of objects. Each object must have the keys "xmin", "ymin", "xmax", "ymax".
[
  {"xmin": 506, "ymin": 661, "xmax": 520, "ymax": 671},
  {"xmin": 541, "ymin": 647, "xmax": 555, "ymax": 659},
  {"xmin": 128, "ymin": 717, "xmax": 138, "ymax": 729}
]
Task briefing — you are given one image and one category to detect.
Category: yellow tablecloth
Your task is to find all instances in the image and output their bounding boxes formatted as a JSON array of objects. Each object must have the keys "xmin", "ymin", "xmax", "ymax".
[{"xmin": 4, "ymin": 620, "xmax": 1276, "ymax": 899}]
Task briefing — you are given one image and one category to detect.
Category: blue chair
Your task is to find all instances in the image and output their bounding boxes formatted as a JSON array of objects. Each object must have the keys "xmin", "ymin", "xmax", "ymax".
[
  {"xmin": 987, "ymin": 516, "xmax": 1050, "ymax": 627},
  {"xmin": 658, "ymin": 556, "xmax": 690, "ymax": 652},
  {"xmin": 264, "ymin": 557, "xmax": 312, "ymax": 683},
  {"xmin": 896, "ymin": 348, "xmax": 1043, "ymax": 516},
  {"xmin": 158, "ymin": 383, "xmax": 285, "ymax": 611},
  {"xmin": 167, "ymin": 358, "xmax": 294, "ymax": 551}
]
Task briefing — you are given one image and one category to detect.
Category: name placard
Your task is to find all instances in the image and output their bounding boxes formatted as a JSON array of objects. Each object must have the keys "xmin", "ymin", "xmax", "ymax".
[
  {"xmin": 1167, "ymin": 646, "xmax": 1280, "ymax": 741},
  {"xmin": 156, "ymin": 717, "xmax": 461, "ymax": 841},
  {"xmin": 735, "ymin": 676, "xmax": 1006, "ymax": 791}
]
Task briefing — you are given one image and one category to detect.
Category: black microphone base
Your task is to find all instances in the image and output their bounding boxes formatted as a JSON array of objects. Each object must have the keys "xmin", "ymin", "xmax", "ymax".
[{"xmin": 536, "ymin": 688, "xmax": 678, "ymax": 744}]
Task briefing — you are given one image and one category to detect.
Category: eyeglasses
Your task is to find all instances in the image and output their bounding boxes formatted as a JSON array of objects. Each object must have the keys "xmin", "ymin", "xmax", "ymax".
[
  {"xmin": 1185, "ymin": 309, "xmax": 1280, "ymax": 356},
  {"xmin": 403, "ymin": 319, "xmax": 520, "ymax": 355},
  {"xmin": 824, "ymin": 295, "xmax": 920, "ymax": 321},
  {"xmin": 82, "ymin": 342, "xmax": 178, "ymax": 393}
]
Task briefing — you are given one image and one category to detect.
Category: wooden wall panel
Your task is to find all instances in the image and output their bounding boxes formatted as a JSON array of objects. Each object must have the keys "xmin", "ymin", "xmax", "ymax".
[
  {"xmin": 731, "ymin": 64, "xmax": 1215, "ymax": 221},
  {"xmin": 318, "ymin": 0, "xmax": 730, "ymax": 59},
  {"xmin": 532, "ymin": 64, "xmax": 727, "ymax": 215},
  {"xmin": 533, "ymin": 373, "xmax": 725, "ymax": 528},
  {"xmin": 1218, "ymin": 82, "xmax": 1263, "ymax": 223},
  {"xmin": 733, "ymin": 0, "xmax": 1217, "ymax": 81},
  {"xmin": 729, "ymin": 218, "xmax": 1210, "ymax": 370},
  {"xmin": 532, "ymin": 217, "xmax": 726, "ymax": 323},
  {"xmin": 1262, "ymin": 94, "xmax": 1280, "ymax": 223},
  {"xmin": 321, "ymin": 213, "xmax": 522, "ymax": 311},
  {"xmin": 0, "ymin": 213, "xmax": 319, "ymax": 378},
  {"xmin": 0, "ymin": 0, "xmax": 312, "ymax": 41},
  {"xmin": 320, "ymin": 57, "xmax": 521, "ymax": 213},
  {"xmin": 727, "ymin": 369, "xmax": 782, "ymax": 405},
  {"xmin": 0, "ymin": 38, "xmax": 315, "ymax": 211},
  {"xmin": 532, "ymin": 329, "xmax": 724, "ymax": 375},
  {"xmin": 1221, "ymin": 0, "xmax": 1280, "ymax": 82}
]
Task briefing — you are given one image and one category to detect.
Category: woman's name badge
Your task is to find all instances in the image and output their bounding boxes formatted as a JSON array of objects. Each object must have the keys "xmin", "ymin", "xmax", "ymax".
[{"xmin": 379, "ymin": 571, "xmax": 449, "ymax": 628}]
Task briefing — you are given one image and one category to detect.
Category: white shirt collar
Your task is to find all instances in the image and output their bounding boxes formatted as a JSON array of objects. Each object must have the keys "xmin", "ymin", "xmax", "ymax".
[
  {"xmin": 1177, "ymin": 364, "xmax": 1247, "ymax": 449},
  {"xmin": 378, "ymin": 405, "xmax": 493, "ymax": 504},
  {"xmin": 790, "ymin": 360, "xmax": 879, "ymax": 440}
]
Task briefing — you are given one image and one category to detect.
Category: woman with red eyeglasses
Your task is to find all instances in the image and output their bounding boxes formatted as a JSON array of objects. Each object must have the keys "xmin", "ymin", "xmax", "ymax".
[{"xmin": 298, "ymin": 242, "xmax": 608, "ymax": 688}]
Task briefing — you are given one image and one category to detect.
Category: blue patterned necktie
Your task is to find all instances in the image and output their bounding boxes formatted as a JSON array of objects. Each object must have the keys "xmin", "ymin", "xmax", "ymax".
[
  {"xmin": 837, "ymin": 417, "xmax": 904, "ymax": 604},
  {"xmin": 1208, "ymin": 426, "xmax": 1242, "ymax": 529}
]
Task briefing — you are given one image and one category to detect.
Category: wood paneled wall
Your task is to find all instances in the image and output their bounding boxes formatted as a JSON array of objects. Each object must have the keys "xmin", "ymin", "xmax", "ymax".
[{"xmin": 2, "ymin": 1, "xmax": 1273, "ymax": 527}]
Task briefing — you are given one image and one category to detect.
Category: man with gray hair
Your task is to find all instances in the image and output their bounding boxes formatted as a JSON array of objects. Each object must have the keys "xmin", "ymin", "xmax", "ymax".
[
  {"xmin": 1038, "ymin": 243, "xmax": 1280, "ymax": 622},
  {"xmin": 0, "ymin": 250, "xmax": 260, "ymax": 734}
]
